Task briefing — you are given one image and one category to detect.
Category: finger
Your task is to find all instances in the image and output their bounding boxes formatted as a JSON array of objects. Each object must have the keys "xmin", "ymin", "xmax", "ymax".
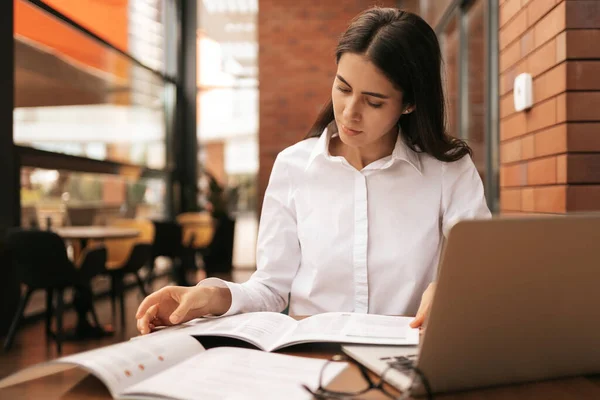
[
  {"xmin": 139, "ymin": 304, "xmax": 159, "ymax": 334},
  {"xmin": 169, "ymin": 298, "xmax": 193, "ymax": 324},
  {"xmin": 409, "ymin": 312, "xmax": 425, "ymax": 328},
  {"xmin": 136, "ymin": 288, "xmax": 169, "ymax": 318}
]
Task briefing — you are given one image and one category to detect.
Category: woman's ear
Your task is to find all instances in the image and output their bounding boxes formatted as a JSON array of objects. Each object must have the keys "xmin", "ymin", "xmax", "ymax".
[{"xmin": 402, "ymin": 105, "xmax": 415, "ymax": 114}]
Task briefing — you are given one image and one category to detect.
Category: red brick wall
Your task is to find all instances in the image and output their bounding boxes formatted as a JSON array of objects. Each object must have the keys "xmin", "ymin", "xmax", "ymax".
[
  {"xmin": 258, "ymin": 0, "xmax": 397, "ymax": 211},
  {"xmin": 499, "ymin": 0, "xmax": 600, "ymax": 213}
]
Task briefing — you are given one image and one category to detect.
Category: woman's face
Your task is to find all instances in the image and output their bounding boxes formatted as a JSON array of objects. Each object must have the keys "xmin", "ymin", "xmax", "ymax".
[{"xmin": 332, "ymin": 53, "xmax": 407, "ymax": 148}]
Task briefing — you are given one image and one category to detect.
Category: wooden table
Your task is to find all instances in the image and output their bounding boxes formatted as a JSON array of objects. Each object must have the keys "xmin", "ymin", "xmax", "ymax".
[{"xmin": 54, "ymin": 226, "xmax": 141, "ymax": 249}]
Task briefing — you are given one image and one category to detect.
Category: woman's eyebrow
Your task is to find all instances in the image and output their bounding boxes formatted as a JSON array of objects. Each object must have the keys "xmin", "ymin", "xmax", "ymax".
[{"xmin": 336, "ymin": 74, "xmax": 390, "ymax": 99}]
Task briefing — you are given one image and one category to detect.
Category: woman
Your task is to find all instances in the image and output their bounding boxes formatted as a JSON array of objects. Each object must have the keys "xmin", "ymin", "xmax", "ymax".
[{"xmin": 136, "ymin": 7, "xmax": 490, "ymax": 334}]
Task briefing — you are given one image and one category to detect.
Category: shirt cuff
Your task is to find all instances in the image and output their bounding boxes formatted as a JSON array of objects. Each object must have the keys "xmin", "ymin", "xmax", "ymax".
[{"xmin": 196, "ymin": 278, "xmax": 244, "ymax": 317}]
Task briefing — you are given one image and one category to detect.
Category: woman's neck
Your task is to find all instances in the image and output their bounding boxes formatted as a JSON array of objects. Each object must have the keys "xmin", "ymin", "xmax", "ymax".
[{"xmin": 329, "ymin": 128, "xmax": 398, "ymax": 170}]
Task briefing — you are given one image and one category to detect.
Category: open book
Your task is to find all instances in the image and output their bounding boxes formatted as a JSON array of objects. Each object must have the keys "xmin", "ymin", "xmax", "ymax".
[
  {"xmin": 0, "ymin": 333, "xmax": 346, "ymax": 400},
  {"xmin": 141, "ymin": 311, "xmax": 419, "ymax": 351}
]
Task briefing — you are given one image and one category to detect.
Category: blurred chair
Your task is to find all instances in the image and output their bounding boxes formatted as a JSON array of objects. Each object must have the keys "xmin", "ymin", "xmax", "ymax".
[
  {"xmin": 203, "ymin": 214, "xmax": 236, "ymax": 278},
  {"xmin": 3, "ymin": 229, "xmax": 106, "ymax": 354},
  {"xmin": 176, "ymin": 212, "xmax": 215, "ymax": 285},
  {"xmin": 176, "ymin": 212, "xmax": 215, "ymax": 250},
  {"xmin": 101, "ymin": 218, "xmax": 154, "ymax": 330},
  {"xmin": 149, "ymin": 220, "xmax": 183, "ymax": 286}
]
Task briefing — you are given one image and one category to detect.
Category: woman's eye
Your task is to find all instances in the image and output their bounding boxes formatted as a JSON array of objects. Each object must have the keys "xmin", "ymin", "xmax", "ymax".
[
  {"xmin": 336, "ymin": 86, "xmax": 351, "ymax": 93},
  {"xmin": 367, "ymin": 100, "xmax": 383, "ymax": 108}
]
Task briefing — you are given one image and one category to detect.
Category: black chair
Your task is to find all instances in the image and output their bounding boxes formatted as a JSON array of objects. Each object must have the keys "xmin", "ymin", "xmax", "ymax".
[
  {"xmin": 203, "ymin": 215, "xmax": 236, "ymax": 277},
  {"xmin": 3, "ymin": 229, "xmax": 107, "ymax": 354},
  {"xmin": 149, "ymin": 220, "xmax": 183, "ymax": 286}
]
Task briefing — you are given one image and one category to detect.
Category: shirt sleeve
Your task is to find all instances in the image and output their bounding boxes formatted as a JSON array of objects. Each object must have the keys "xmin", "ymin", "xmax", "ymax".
[
  {"xmin": 197, "ymin": 152, "xmax": 301, "ymax": 315},
  {"xmin": 441, "ymin": 155, "xmax": 492, "ymax": 238}
]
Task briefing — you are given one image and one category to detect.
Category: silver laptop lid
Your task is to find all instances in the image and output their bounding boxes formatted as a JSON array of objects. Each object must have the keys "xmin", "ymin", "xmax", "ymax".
[{"xmin": 417, "ymin": 215, "xmax": 600, "ymax": 393}]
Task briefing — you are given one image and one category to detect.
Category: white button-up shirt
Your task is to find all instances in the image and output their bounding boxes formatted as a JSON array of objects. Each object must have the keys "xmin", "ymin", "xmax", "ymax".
[{"xmin": 200, "ymin": 127, "xmax": 491, "ymax": 316}]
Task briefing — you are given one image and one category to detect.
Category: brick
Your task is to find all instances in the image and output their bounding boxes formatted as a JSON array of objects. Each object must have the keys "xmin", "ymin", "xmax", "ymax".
[
  {"xmin": 522, "ymin": 134, "xmax": 535, "ymax": 159},
  {"xmin": 500, "ymin": 188, "xmax": 522, "ymax": 211},
  {"xmin": 568, "ymin": 123, "xmax": 600, "ymax": 152},
  {"xmin": 556, "ymin": 154, "xmax": 567, "ymax": 184},
  {"xmin": 565, "ymin": 92, "xmax": 600, "ymax": 121},
  {"xmin": 501, "ymin": 163, "xmax": 528, "ymax": 187},
  {"xmin": 501, "ymin": 138, "xmax": 522, "ymax": 163},
  {"xmin": 567, "ymin": 154, "xmax": 600, "ymax": 183},
  {"xmin": 500, "ymin": 40, "xmax": 522, "ymax": 73},
  {"xmin": 527, "ymin": 0, "xmax": 559, "ymax": 26},
  {"xmin": 500, "ymin": 57, "xmax": 529, "ymax": 94},
  {"xmin": 500, "ymin": 0, "xmax": 523, "ymax": 27},
  {"xmin": 555, "ymin": 31, "xmax": 567, "ymax": 62},
  {"xmin": 567, "ymin": 61, "xmax": 600, "ymax": 90},
  {"xmin": 533, "ymin": 1, "xmax": 566, "ymax": 48},
  {"xmin": 566, "ymin": 30, "xmax": 600, "ymax": 59},
  {"xmin": 528, "ymin": 38, "xmax": 558, "ymax": 77},
  {"xmin": 556, "ymin": 93, "xmax": 567, "ymax": 123},
  {"xmin": 566, "ymin": 0, "xmax": 600, "ymax": 29},
  {"xmin": 520, "ymin": 30, "xmax": 535, "ymax": 58},
  {"xmin": 500, "ymin": 112, "xmax": 527, "ymax": 141},
  {"xmin": 528, "ymin": 156, "xmax": 557, "ymax": 185},
  {"xmin": 521, "ymin": 187, "xmax": 535, "ymax": 212},
  {"xmin": 534, "ymin": 185, "xmax": 566, "ymax": 213},
  {"xmin": 526, "ymin": 98, "xmax": 557, "ymax": 133},
  {"xmin": 567, "ymin": 185, "xmax": 600, "ymax": 211},
  {"xmin": 533, "ymin": 62, "xmax": 566, "ymax": 103},
  {"xmin": 534, "ymin": 124, "xmax": 567, "ymax": 157},
  {"xmin": 500, "ymin": 8, "xmax": 528, "ymax": 50},
  {"xmin": 500, "ymin": 92, "xmax": 516, "ymax": 119}
]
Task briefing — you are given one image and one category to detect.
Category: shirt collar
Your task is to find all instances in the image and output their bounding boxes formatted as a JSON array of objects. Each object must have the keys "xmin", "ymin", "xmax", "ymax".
[{"xmin": 305, "ymin": 125, "xmax": 423, "ymax": 174}]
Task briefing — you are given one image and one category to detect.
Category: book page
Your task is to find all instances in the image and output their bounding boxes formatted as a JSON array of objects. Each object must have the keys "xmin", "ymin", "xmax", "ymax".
[
  {"xmin": 122, "ymin": 347, "xmax": 347, "ymax": 400},
  {"xmin": 149, "ymin": 312, "xmax": 298, "ymax": 351},
  {"xmin": 0, "ymin": 333, "xmax": 203, "ymax": 397},
  {"xmin": 277, "ymin": 312, "xmax": 419, "ymax": 349},
  {"xmin": 60, "ymin": 333, "xmax": 204, "ymax": 397}
]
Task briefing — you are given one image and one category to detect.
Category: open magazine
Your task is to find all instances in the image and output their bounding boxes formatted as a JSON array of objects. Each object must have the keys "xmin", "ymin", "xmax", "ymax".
[
  {"xmin": 0, "ymin": 333, "xmax": 347, "ymax": 400},
  {"xmin": 140, "ymin": 311, "xmax": 420, "ymax": 351}
]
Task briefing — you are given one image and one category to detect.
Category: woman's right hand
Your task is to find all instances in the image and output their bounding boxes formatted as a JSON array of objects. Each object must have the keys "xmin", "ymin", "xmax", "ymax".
[{"xmin": 135, "ymin": 285, "xmax": 232, "ymax": 335}]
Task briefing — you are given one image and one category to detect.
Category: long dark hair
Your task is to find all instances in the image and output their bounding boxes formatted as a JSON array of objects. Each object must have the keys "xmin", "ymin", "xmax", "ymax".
[{"xmin": 306, "ymin": 7, "xmax": 471, "ymax": 162}]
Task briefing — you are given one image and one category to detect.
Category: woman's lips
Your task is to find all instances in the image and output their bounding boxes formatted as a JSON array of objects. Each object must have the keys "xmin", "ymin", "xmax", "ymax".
[{"xmin": 341, "ymin": 124, "xmax": 362, "ymax": 136}]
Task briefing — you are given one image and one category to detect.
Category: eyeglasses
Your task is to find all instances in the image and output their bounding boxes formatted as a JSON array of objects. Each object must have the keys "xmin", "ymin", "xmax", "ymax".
[{"xmin": 302, "ymin": 354, "xmax": 433, "ymax": 400}]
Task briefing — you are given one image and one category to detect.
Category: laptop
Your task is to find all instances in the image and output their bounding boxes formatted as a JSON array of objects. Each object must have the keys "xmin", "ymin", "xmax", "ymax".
[{"xmin": 343, "ymin": 214, "xmax": 600, "ymax": 396}]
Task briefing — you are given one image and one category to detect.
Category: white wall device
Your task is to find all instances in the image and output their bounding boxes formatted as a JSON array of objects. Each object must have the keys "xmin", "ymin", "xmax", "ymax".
[{"xmin": 513, "ymin": 73, "xmax": 533, "ymax": 112}]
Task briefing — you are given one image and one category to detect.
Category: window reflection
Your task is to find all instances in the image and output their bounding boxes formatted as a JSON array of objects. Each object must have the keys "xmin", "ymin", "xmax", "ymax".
[
  {"xmin": 21, "ymin": 167, "xmax": 166, "ymax": 229},
  {"xmin": 13, "ymin": 0, "xmax": 168, "ymax": 169}
]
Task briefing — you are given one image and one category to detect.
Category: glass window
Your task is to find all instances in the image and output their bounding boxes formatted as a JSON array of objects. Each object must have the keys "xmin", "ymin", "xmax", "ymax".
[
  {"xmin": 197, "ymin": 0, "xmax": 259, "ymax": 215},
  {"xmin": 13, "ymin": 0, "xmax": 168, "ymax": 169},
  {"xmin": 21, "ymin": 167, "xmax": 166, "ymax": 229}
]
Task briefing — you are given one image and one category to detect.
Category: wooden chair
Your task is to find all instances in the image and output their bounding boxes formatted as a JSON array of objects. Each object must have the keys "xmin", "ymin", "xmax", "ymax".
[
  {"xmin": 98, "ymin": 218, "xmax": 155, "ymax": 330},
  {"xmin": 175, "ymin": 212, "xmax": 215, "ymax": 285}
]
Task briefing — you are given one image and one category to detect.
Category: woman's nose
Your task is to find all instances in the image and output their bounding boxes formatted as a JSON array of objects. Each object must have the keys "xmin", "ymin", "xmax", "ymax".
[{"xmin": 343, "ymin": 97, "xmax": 361, "ymax": 122}]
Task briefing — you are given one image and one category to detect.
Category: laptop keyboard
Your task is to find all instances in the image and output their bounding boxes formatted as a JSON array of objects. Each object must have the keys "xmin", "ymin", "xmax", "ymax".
[{"xmin": 379, "ymin": 354, "xmax": 418, "ymax": 372}]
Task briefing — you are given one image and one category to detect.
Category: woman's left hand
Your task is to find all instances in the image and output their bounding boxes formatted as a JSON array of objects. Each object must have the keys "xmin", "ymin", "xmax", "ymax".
[{"xmin": 409, "ymin": 282, "xmax": 437, "ymax": 329}]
